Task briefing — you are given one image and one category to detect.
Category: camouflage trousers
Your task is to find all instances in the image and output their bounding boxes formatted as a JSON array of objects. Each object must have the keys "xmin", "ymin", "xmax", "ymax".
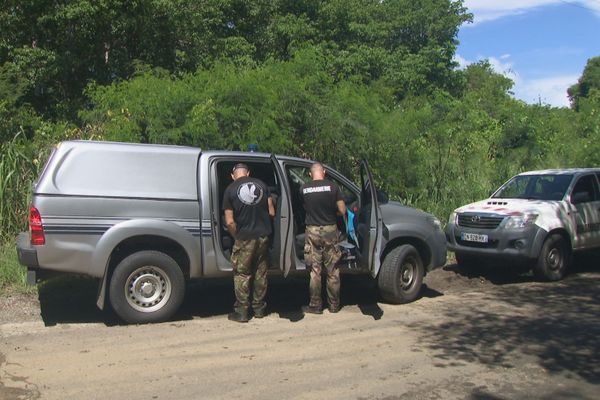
[
  {"xmin": 304, "ymin": 224, "xmax": 342, "ymax": 309},
  {"xmin": 231, "ymin": 236, "xmax": 269, "ymax": 313}
]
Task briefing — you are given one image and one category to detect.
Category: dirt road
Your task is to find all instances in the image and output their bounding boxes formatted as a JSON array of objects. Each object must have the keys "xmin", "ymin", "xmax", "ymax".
[{"xmin": 1, "ymin": 260, "xmax": 599, "ymax": 400}]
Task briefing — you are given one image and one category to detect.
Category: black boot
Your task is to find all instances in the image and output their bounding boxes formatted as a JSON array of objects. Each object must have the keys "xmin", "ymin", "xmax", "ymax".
[
  {"xmin": 328, "ymin": 305, "xmax": 340, "ymax": 313},
  {"xmin": 228, "ymin": 309, "xmax": 250, "ymax": 323},
  {"xmin": 301, "ymin": 305, "xmax": 323, "ymax": 314},
  {"xmin": 253, "ymin": 304, "xmax": 267, "ymax": 318}
]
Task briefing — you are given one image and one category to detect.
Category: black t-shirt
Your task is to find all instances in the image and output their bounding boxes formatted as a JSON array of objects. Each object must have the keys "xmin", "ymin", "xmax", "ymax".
[
  {"xmin": 301, "ymin": 179, "xmax": 343, "ymax": 226},
  {"xmin": 222, "ymin": 176, "xmax": 272, "ymax": 240}
]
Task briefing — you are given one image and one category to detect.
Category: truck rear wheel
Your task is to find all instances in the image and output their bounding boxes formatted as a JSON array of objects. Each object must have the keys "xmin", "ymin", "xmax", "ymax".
[
  {"xmin": 534, "ymin": 234, "xmax": 569, "ymax": 281},
  {"xmin": 109, "ymin": 251, "xmax": 185, "ymax": 324},
  {"xmin": 378, "ymin": 245, "xmax": 424, "ymax": 304}
]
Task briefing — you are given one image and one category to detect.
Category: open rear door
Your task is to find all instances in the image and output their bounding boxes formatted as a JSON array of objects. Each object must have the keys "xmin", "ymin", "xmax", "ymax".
[
  {"xmin": 358, "ymin": 160, "xmax": 383, "ymax": 278},
  {"xmin": 270, "ymin": 154, "xmax": 294, "ymax": 276}
]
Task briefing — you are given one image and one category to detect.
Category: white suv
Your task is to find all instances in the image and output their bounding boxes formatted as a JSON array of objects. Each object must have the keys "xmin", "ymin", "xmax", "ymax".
[{"xmin": 446, "ymin": 169, "xmax": 600, "ymax": 280}]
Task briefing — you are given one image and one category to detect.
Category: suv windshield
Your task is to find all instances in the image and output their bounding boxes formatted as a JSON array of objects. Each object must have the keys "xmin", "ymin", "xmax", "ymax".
[{"xmin": 493, "ymin": 174, "xmax": 573, "ymax": 200}]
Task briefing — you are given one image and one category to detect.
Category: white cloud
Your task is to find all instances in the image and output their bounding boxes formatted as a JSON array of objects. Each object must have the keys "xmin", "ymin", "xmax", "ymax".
[
  {"xmin": 454, "ymin": 54, "xmax": 470, "ymax": 69},
  {"xmin": 463, "ymin": 0, "xmax": 600, "ymax": 25},
  {"xmin": 455, "ymin": 53, "xmax": 576, "ymax": 107},
  {"xmin": 455, "ymin": 53, "xmax": 519, "ymax": 83},
  {"xmin": 487, "ymin": 56, "xmax": 519, "ymax": 83},
  {"xmin": 515, "ymin": 74, "xmax": 579, "ymax": 107}
]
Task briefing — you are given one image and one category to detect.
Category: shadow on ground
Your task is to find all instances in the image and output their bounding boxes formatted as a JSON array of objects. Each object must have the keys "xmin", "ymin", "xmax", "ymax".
[
  {"xmin": 37, "ymin": 276, "xmax": 121, "ymax": 326},
  {"xmin": 37, "ymin": 273, "xmax": 393, "ymax": 325},
  {"xmin": 467, "ymin": 387, "xmax": 598, "ymax": 400},
  {"xmin": 177, "ymin": 274, "xmax": 389, "ymax": 322},
  {"xmin": 409, "ymin": 259, "xmax": 600, "ymax": 385}
]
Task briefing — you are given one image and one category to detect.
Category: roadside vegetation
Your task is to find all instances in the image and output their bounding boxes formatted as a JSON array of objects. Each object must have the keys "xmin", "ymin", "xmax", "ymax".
[
  {"xmin": 1, "ymin": 1, "xmax": 599, "ymax": 293},
  {"xmin": 0, "ymin": 242, "xmax": 35, "ymax": 295}
]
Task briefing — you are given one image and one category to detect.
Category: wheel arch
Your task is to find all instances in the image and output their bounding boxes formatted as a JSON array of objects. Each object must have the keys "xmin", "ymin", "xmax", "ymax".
[
  {"xmin": 96, "ymin": 233, "xmax": 193, "ymax": 310},
  {"xmin": 106, "ymin": 235, "xmax": 191, "ymax": 280},
  {"xmin": 380, "ymin": 236, "xmax": 432, "ymax": 275},
  {"xmin": 547, "ymin": 228, "xmax": 572, "ymax": 251},
  {"xmin": 533, "ymin": 227, "xmax": 572, "ymax": 259}
]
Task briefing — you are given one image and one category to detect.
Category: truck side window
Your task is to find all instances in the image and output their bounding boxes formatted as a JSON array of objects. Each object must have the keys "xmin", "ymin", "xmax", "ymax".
[
  {"xmin": 327, "ymin": 174, "xmax": 359, "ymax": 205},
  {"xmin": 571, "ymin": 175, "xmax": 599, "ymax": 204}
]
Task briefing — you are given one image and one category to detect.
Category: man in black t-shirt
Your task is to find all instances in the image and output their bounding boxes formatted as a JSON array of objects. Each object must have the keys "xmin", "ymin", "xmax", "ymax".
[
  {"xmin": 223, "ymin": 163, "xmax": 275, "ymax": 322},
  {"xmin": 300, "ymin": 162, "xmax": 346, "ymax": 314}
]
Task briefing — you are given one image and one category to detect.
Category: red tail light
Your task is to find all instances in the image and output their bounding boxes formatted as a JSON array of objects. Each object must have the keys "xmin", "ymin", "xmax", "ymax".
[{"xmin": 29, "ymin": 206, "xmax": 45, "ymax": 245}]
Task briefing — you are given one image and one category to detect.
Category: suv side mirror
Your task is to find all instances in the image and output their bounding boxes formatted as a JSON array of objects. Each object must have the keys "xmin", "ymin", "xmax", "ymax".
[
  {"xmin": 571, "ymin": 191, "xmax": 591, "ymax": 204},
  {"xmin": 376, "ymin": 189, "xmax": 389, "ymax": 204}
]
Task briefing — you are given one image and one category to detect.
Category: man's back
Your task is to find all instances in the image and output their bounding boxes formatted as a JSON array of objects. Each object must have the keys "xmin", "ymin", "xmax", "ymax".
[
  {"xmin": 223, "ymin": 176, "xmax": 271, "ymax": 240},
  {"xmin": 301, "ymin": 179, "xmax": 342, "ymax": 226}
]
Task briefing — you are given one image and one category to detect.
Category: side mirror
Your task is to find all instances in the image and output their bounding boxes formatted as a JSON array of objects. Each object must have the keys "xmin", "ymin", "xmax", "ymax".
[
  {"xmin": 571, "ymin": 191, "xmax": 591, "ymax": 205},
  {"xmin": 376, "ymin": 189, "xmax": 389, "ymax": 204}
]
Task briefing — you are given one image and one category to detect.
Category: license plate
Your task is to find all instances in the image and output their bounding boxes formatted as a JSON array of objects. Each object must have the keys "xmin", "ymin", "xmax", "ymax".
[{"xmin": 461, "ymin": 232, "xmax": 489, "ymax": 243}]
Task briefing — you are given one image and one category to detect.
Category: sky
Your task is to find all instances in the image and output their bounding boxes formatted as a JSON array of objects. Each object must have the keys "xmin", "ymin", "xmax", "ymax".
[{"xmin": 456, "ymin": 0, "xmax": 600, "ymax": 107}]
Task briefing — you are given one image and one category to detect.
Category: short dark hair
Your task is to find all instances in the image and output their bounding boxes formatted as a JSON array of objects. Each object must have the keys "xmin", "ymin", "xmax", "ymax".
[
  {"xmin": 232, "ymin": 163, "xmax": 249, "ymax": 172},
  {"xmin": 310, "ymin": 162, "xmax": 325, "ymax": 172}
]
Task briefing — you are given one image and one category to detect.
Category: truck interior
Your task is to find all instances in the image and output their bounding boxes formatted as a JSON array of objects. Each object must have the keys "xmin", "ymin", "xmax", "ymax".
[{"xmin": 214, "ymin": 159, "xmax": 363, "ymax": 271}]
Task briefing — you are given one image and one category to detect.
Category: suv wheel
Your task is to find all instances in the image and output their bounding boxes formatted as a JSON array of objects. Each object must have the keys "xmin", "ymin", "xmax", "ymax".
[
  {"xmin": 534, "ymin": 234, "xmax": 569, "ymax": 281},
  {"xmin": 109, "ymin": 251, "xmax": 185, "ymax": 324},
  {"xmin": 378, "ymin": 245, "xmax": 424, "ymax": 304}
]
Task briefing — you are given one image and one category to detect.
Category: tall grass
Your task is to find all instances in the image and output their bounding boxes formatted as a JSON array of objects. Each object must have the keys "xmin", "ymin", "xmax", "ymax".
[
  {"xmin": 0, "ymin": 241, "xmax": 35, "ymax": 294},
  {"xmin": 0, "ymin": 134, "xmax": 37, "ymax": 242}
]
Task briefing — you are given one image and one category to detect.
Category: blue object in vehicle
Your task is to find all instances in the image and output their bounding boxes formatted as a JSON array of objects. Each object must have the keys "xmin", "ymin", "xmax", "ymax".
[{"xmin": 346, "ymin": 209, "xmax": 359, "ymax": 248}]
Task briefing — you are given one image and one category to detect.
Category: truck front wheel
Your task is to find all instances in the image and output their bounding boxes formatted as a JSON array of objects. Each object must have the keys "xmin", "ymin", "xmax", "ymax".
[
  {"xmin": 534, "ymin": 234, "xmax": 569, "ymax": 281},
  {"xmin": 109, "ymin": 251, "xmax": 185, "ymax": 324},
  {"xmin": 378, "ymin": 245, "xmax": 424, "ymax": 304}
]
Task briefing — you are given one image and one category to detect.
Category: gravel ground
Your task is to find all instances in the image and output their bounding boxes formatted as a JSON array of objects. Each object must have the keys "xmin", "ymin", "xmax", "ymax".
[
  {"xmin": 0, "ymin": 291, "xmax": 40, "ymax": 325},
  {"xmin": 1, "ymin": 258, "xmax": 599, "ymax": 400}
]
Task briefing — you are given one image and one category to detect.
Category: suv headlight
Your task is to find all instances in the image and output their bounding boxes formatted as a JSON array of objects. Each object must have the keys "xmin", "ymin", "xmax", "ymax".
[
  {"xmin": 504, "ymin": 213, "xmax": 538, "ymax": 229},
  {"xmin": 448, "ymin": 212, "xmax": 457, "ymax": 226},
  {"xmin": 427, "ymin": 216, "xmax": 442, "ymax": 230}
]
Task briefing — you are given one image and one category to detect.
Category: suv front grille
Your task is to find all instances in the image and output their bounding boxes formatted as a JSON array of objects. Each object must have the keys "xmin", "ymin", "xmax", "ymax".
[{"xmin": 458, "ymin": 214, "xmax": 504, "ymax": 229}]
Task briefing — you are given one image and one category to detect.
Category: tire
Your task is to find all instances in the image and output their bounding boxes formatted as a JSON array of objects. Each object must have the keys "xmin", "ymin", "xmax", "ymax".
[
  {"xmin": 534, "ymin": 234, "xmax": 569, "ymax": 281},
  {"xmin": 109, "ymin": 251, "xmax": 185, "ymax": 324},
  {"xmin": 378, "ymin": 244, "xmax": 424, "ymax": 304}
]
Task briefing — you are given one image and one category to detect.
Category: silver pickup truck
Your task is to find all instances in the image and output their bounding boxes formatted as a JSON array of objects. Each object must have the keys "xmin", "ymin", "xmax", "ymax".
[{"xmin": 17, "ymin": 141, "xmax": 446, "ymax": 323}]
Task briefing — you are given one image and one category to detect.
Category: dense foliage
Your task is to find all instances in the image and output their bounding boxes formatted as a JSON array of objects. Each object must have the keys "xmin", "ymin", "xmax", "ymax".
[{"xmin": 1, "ymin": 0, "xmax": 599, "ymax": 239}]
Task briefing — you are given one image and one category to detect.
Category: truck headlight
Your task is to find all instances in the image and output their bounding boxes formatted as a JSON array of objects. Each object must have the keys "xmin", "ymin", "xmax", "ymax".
[
  {"xmin": 448, "ymin": 212, "xmax": 457, "ymax": 226},
  {"xmin": 504, "ymin": 213, "xmax": 538, "ymax": 229}
]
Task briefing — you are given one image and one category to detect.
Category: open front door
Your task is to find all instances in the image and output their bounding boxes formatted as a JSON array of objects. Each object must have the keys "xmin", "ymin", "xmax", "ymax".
[
  {"xmin": 358, "ymin": 160, "xmax": 383, "ymax": 278},
  {"xmin": 270, "ymin": 154, "xmax": 294, "ymax": 276}
]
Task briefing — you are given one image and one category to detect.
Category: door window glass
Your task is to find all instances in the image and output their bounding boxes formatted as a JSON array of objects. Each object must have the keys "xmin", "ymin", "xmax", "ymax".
[
  {"xmin": 494, "ymin": 174, "xmax": 572, "ymax": 200},
  {"xmin": 571, "ymin": 175, "xmax": 599, "ymax": 204}
]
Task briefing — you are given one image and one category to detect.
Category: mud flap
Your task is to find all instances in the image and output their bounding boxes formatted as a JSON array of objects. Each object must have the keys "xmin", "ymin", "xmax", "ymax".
[{"xmin": 96, "ymin": 272, "xmax": 108, "ymax": 310}]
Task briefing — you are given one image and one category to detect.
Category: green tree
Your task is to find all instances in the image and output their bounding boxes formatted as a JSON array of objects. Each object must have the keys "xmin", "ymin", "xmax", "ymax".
[{"xmin": 568, "ymin": 56, "xmax": 600, "ymax": 111}]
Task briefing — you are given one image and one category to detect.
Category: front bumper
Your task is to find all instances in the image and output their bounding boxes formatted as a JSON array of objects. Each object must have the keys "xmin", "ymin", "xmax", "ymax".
[
  {"xmin": 16, "ymin": 232, "xmax": 39, "ymax": 285},
  {"xmin": 445, "ymin": 223, "xmax": 546, "ymax": 261}
]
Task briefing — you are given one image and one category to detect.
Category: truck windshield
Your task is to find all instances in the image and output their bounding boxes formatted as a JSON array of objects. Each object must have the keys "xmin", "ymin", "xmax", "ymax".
[{"xmin": 492, "ymin": 174, "xmax": 573, "ymax": 200}]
